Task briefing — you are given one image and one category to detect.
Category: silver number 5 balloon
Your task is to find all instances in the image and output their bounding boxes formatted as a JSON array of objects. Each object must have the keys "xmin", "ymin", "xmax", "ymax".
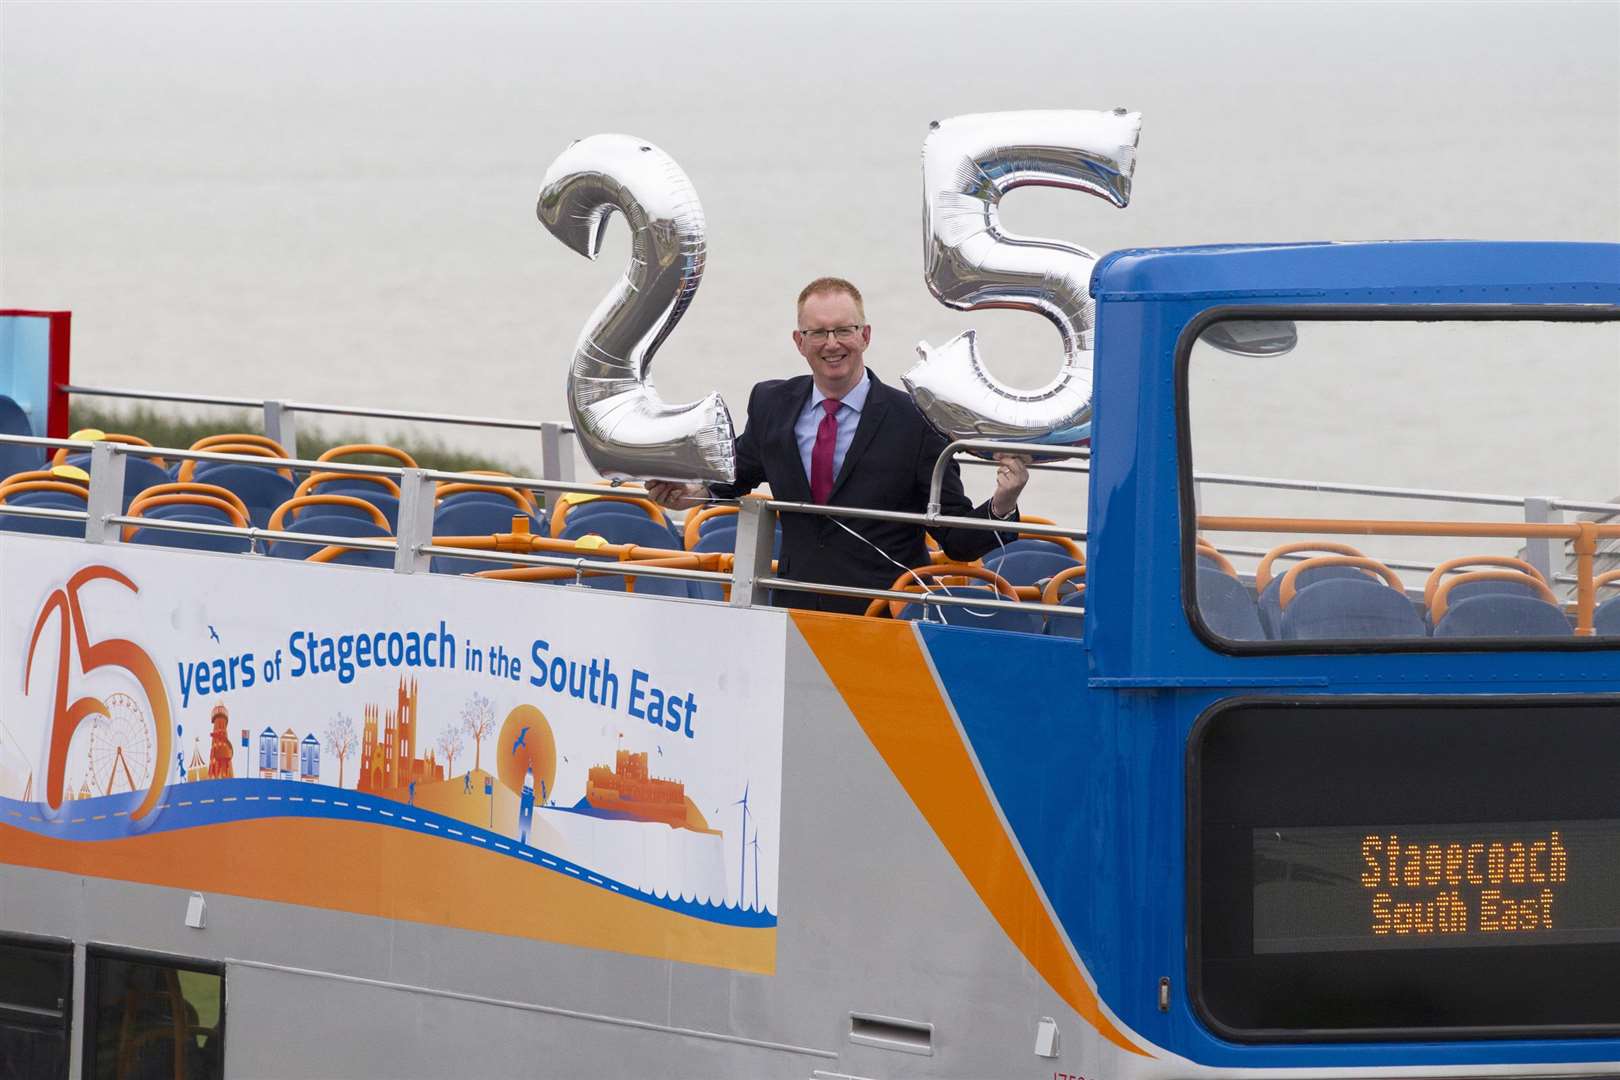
[
  {"xmin": 538, "ymin": 135, "xmax": 736, "ymax": 484},
  {"xmin": 905, "ymin": 109, "xmax": 1143, "ymax": 448}
]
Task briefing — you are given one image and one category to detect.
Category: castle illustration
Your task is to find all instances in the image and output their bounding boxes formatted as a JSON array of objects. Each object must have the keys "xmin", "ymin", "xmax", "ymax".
[
  {"xmin": 357, "ymin": 677, "xmax": 443, "ymax": 795},
  {"xmin": 585, "ymin": 749, "xmax": 711, "ymax": 831}
]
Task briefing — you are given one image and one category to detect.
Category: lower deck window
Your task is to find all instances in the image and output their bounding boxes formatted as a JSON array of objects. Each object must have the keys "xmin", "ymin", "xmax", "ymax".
[
  {"xmin": 85, "ymin": 948, "xmax": 224, "ymax": 1080},
  {"xmin": 0, "ymin": 935, "xmax": 72, "ymax": 1080},
  {"xmin": 1191, "ymin": 698, "xmax": 1620, "ymax": 1040}
]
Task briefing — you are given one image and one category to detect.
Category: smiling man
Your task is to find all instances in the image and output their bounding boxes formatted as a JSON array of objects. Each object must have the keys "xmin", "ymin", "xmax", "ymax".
[{"xmin": 649, "ymin": 276, "xmax": 1028, "ymax": 614}]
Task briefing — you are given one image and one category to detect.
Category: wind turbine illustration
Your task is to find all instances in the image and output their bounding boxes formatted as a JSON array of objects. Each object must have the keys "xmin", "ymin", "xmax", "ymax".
[
  {"xmin": 733, "ymin": 782, "xmax": 750, "ymax": 905},
  {"xmin": 750, "ymin": 831, "xmax": 761, "ymax": 911}
]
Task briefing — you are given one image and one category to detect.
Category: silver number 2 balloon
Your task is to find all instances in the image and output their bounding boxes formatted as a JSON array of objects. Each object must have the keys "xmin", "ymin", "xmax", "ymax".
[
  {"xmin": 905, "ymin": 109, "xmax": 1143, "ymax": 448},
  {"xmin": 538, "ymin": 135, "xmax": 736, "ymax": 484}
]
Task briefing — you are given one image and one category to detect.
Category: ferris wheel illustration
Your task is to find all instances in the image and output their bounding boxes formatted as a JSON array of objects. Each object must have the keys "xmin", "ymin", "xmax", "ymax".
[{"xmin": 85, "ymin": 692, "xmax": 154, "ymax": 798}]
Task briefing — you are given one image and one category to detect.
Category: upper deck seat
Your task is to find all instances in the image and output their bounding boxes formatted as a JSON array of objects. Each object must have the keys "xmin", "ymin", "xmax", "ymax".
[
  {"xmin": 427, "ymin": 502, "xmax": 545, "ymax": 575},
  {"xmin": 59, "ymin": 452, "xmax": 172, "ymax": 511},
  {"xmin": 307, "ymin": 480, "xmax": 400, "ymax": 530},
  {"xmin": 983, "ymin": 548, "xmax": 1083, "ymax": 588},
  {"xmin": 438, "ymin": 490, "xmax": 548, "ymax": 531},
  {"xmin": 1432, "ymin": 595, "xmax": 1573, "ymax": 638},
  {"xmin": 898, "ymin": 585, "xmax": 1043, "ymax": 634},
  {"xmin": 0, "ymin": 395, "xmax": 44, "ymax": 479},
  {"xmin": 189, "ymin": 463, "xmax": 295, "ymax": 529},
  {"xmin": 128, "ymin": 513, "xmax": 252, "ymax": 554},
  {"xmin": 560, "ymin": 514, "xmax": 682, "ymax": 551},
  {"xmin": 433, "ymin": 502, "xmax": 542, "ymax": 537},
  {"xmin": 989, "ymin": 538, "xmax": 1073, "ymax": 560},
  {"xmin": 1259, "ymin": 567, "xmax": 1370, "ymax": 638},
  {"xmin": 555, "ymin": 496, "xmax": 668, "ymax": 533},
  {"xmin": 690, "ymin": 523, "xmax": 783, "ymax": 559},
  {"xmin": 1279, "ymin": 578, "xmax": 1428, "ymax": 640},
  {"xmin": 0, "ymin": 487, "xmax": 86, "ymax": 537},
  {"xmin": 1044, "ymin": 591, "xmax": 1086, "ymax": 638},
  {"xmin": 1595, "ymin": 595, "xmax": 1620, "ymax": 636},
  {"xmin": 269, "ymin": 515, "xmax": 393, "ymax": 567},
  {"xmin": 1196, "ymin": 567, "xmax": 1266, "ymax": 641}
]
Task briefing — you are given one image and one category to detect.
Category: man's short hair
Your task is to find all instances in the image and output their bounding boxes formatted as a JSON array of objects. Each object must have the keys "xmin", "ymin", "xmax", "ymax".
[{"xmin": 796, "ymin": 277, "xmax": 865, "ymax": 321}]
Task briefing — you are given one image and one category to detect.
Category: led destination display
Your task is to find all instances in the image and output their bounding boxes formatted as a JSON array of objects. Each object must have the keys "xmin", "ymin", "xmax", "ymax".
[{"xmin": 1253, "ymin": 820, "xmax": 1620, "ymax": 954}]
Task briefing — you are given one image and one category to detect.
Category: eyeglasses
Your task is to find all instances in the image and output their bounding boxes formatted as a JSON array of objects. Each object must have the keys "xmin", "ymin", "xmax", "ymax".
[{"xmin": 798, "ymin": 324, "xmax": 864, "ymax": 344}]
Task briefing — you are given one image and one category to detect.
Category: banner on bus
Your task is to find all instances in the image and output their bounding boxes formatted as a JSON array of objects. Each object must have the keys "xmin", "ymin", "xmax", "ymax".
[{"xmin": 0, "ymin": 537, "xmax": 786, "ymax": 973}]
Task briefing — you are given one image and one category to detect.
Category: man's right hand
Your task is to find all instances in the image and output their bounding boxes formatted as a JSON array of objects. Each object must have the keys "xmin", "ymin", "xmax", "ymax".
[{"xmin": 646, "ymin": 480, "xmax": 708, "ymax": 511}]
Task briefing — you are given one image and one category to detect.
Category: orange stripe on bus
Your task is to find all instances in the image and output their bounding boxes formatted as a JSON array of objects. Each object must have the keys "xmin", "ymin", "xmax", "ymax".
[{"xmin": 792, "ymin": 612, "xmax": 1146, "ymax": 1056}]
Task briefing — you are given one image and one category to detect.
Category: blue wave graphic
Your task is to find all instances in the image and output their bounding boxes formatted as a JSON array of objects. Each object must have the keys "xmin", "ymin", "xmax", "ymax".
[{"xmin": 0, "ymin": 779, "xmax": 776, "ymax": 928}]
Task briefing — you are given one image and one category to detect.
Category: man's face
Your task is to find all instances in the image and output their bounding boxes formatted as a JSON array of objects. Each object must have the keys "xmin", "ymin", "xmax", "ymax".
[{"xmin": 794, "ymin": 290, "xmax": 870, "ymax": 397}]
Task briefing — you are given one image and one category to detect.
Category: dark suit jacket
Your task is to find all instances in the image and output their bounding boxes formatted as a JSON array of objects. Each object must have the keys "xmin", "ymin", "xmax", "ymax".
[{"xmin": 711, "ymin": 369, "xmax": 1017, "ymax": 614}]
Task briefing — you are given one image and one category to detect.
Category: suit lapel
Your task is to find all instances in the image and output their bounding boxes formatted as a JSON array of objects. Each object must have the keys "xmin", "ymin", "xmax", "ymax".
[
  {"xmin": 772, "ymin": 377, "xmax": 814, "ymax": 503},
  {"xmin": 829, "ymin": 373, "xmax": 889, "ymax": 502}
]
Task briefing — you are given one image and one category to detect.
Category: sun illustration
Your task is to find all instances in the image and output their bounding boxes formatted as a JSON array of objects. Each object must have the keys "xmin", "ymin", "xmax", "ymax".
[{"xmin": 496, "ymin": 704, "xmax": 556, "ymax": 802}]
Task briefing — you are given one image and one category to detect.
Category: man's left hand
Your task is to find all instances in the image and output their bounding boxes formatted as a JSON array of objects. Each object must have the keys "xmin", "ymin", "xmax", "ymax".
[{"xmin": 990, "ymin": 453, "xmax": 1029, "ymax": 518}]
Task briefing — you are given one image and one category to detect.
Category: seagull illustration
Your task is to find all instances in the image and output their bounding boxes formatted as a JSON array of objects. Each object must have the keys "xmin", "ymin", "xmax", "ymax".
[
  {"xmin": 656, "ymin": 745, "xmax": 663, "ymax": 756},
  {"xmin": 208, "ymin": 625, "xmax": 220, "ymax": 644},
  {"xmin": 511, "ymin": 726, "xmax": 529, "ymax": 754}
]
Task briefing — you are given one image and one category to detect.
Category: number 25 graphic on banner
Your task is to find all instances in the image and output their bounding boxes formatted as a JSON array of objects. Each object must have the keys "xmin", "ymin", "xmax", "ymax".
[{"xmin": 26, "ymin": 565, "xmax": 171, "ymax": 822}]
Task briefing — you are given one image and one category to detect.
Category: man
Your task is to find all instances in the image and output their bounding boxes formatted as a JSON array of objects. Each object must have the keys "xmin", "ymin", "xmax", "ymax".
[{"xmin": 649, "ymin": 277, "xmax": 1029, "ymax": 615}]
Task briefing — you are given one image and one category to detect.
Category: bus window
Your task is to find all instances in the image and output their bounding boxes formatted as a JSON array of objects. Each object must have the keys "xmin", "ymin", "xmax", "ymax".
[
  {"xmin": 84, "ymin": 948, "xmax": 224, "ymax": 1080},
  {"xmin": 1184, "ymin": 314, "xmax": 1619, "ymax": 647},
  {"xmin": 0, "ymin": 935, "xmax": 72, "ymax": 1080}
]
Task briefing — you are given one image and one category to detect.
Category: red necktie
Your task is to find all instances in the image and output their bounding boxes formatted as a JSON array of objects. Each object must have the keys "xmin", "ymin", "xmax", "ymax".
[{"xmin": 810, "ymin": 397, "xmax": 841, "ymax": 503}]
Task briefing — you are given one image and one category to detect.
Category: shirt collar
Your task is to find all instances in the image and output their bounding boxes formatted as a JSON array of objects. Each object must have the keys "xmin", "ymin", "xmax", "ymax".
[{"xmin": 808, "ymin": 369, "xmax": 871, "ymax": 413}]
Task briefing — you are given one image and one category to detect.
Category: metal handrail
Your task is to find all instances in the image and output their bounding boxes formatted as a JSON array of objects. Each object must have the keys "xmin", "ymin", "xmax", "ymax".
[
  {"xmin": 3, "ymin": 427, "xmax": 1612, "ymax": 622},
  {"xmin": 756, "ymin": 575, "xmax": 1084, "ymax": 620},
  {"xmin": 60, "ymin": 383, "xmax": 576, "ymax": 434},
  {"xmin": 763, "ymin": 498, "xmax": 1084, "ymax": 540}
]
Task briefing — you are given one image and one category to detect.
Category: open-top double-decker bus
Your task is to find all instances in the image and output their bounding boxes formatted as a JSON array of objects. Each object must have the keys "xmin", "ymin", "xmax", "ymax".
[{"xmin": 0, "ymin": 238, "xmax": 1616, "ymax": 1079}]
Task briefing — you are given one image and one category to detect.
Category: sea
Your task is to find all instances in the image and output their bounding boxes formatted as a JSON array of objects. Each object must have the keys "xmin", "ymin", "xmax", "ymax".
[{"xmin": 2, "ymin": 0, "xmax": 1617, "ymax": 530}]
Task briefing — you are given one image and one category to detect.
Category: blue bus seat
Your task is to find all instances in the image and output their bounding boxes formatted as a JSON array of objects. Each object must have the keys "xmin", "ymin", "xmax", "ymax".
[
  {"xmin": 1280, "ymin": 578, "xmax": 1428, "ymax": 640},
  {"xmin": 303, "ymin": 481, "xmax": 400, "ymax": 530},
  {"xmin": 1044, "ymin": 591, "xmax": 1086, "ymax": 638},
  {"xmin": 1196, "ymin": 567, "xmax": 1266, "ymax": 641},
  {"xmin": 433, "ymin": 502, "xmax": 542, "ymax": 537},
  {"xmin": 560, "ymin": 515, "xmax": 682, "ymax": 550},
  {"xmin": 558, "ymin": 498, "xmax": 667, "ymax": 536},
  {"xmin": 1260, "ymin": 566, "xmax": 1372, "ymax": 638},
  {"xmin": 1433, "ymin": 595, "xmax": 1574, "ymax": 638},
  {"xmin": 0, "ymin": 491, "xmax": 85, "ymax": 537},
  {"xmin": 984, "ymin": 548, "xmax": 1083, "ymax": 588},
  {"xmin": 269, "ymin": 515, "xmax": 391, "ymax": 564},
  {"xmin": 691, "ymin": 523, "xmax": 782, "ymax": 559},
  {"xmin": 190, "ymin": 463, "xmax": 296, "ymax": 529},
  {"xmin": 128, "ymin": 513, "xmax": 252, "ymax": 554},
  {"xmin": 439, "ymin": 491, "xmax": 546, "ymax": 531},
  {"xmin": 60, "ymin": 451, "xmax": 171, "ymax": 511},
  {"xmin": 1595, "ymin": 594, "xmax": 1620, "ymax": 636},
  {"xmin": 0, "ymin": 396, "xmax": 44, "ymax": 479},
  {"xmin": 899, "ymin": 585, "xmax": 1043, "ymax": 634}
]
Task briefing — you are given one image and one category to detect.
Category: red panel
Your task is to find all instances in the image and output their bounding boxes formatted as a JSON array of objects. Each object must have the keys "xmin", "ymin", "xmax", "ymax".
[{"xmin": 0, "ymin": 309, "xmax": 72, "ymax": 437}]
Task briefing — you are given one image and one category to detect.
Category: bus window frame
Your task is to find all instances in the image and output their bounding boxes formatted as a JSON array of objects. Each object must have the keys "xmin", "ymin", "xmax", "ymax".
[
  {"xmin": 0, "ymin": 931, "xmax": 74, "ymax": 1080},
  {"xmin": 1175, "ymin": 304, "xmax": 1620, "ymax": 656},
  {"xmin": 82, "ymin": 943, "xmax": 226, "ymax": 1080}
]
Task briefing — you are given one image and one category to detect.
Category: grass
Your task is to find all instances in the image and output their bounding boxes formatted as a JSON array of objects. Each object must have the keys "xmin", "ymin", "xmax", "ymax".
[{"xmin": 66, "ymin": 403, "xmax": 519, "ymax": 475}]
